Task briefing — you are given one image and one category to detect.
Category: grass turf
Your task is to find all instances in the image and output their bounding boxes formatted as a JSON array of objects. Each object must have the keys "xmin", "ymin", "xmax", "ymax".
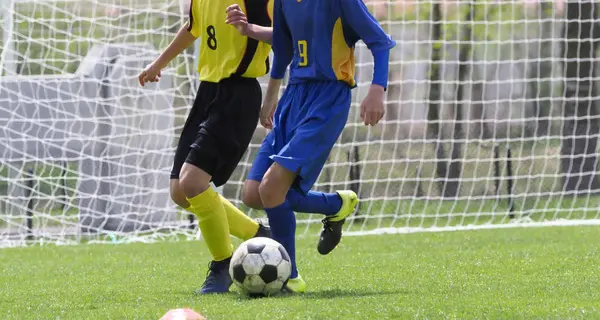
[{"xmin": 1, "ymin": 226, "xmax": 599, "ymax": 319}]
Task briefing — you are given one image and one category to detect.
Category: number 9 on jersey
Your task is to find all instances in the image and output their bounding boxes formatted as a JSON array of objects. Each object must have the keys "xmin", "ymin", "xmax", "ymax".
[{"xmin": 298, "ymin": 40, "xmax": 307, "ymax": 67}]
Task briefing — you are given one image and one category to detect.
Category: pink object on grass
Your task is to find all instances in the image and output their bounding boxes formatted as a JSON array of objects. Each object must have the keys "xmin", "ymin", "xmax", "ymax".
[{"xmin": 160, "ymin": 308, "xmax": 206, "ymax": 320}]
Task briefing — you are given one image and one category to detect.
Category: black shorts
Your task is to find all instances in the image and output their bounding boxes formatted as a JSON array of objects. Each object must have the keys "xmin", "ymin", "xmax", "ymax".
[{"xmin": 170, "ymin": 77, "xmax": 261, "ymax": 186}]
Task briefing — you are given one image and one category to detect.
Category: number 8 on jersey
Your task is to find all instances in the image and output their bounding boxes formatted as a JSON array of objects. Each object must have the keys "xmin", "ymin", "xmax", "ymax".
[
  {"xmin": 186, "ymin": 0, "xmax": 273, "ymax": 82},
  {"xmin": 206, "ymin": 25, "xmax": 217, "ymax": 50}
]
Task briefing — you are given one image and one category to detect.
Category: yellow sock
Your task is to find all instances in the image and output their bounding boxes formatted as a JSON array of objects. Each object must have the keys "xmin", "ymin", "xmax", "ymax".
[
  {"xmin": 220, "ymin": 195, "xmax": 259, "ymax": 241},
  {"xmin": 186, "ymin": 187, "xmax": 232, "ymax": 261},
  {"xmin": 184, "ymin": 197, "xmax": 259, "ymax": 241}
]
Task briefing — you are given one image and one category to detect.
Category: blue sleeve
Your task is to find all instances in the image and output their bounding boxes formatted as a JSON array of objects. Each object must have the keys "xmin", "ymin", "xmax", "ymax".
[
  {"xmin": 339, "ymin": 0, "xmax": 395, "ymax": 88},
  {"xmin": 339, "ymin": 0, "xmax": 396, "ymax": 52},
  {"xmin": 270, "ymin": 0, "xmax": 293, "ymax": 79},
  {"xmin": 372, "ymin": 49, "xmax": 390, "ymax": 89}
]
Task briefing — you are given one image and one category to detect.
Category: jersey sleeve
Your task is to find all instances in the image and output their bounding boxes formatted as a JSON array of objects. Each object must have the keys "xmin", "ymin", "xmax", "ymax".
[
  {"xmin": 270, "ymin": 0, "xmax": 293, "ymax": 79},
  {"xmin": 186, "ymin": 0, "xmax": 201, "ymax": 37},
  {"xmin": 339, "ymin": 0, "xmax": 395, "ymax": 52}
]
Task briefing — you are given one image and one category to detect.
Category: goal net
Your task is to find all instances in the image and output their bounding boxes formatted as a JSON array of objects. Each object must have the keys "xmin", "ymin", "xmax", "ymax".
[{"xmin": 2, "ymin": 0, "xmax": 599, "ymax": 247}]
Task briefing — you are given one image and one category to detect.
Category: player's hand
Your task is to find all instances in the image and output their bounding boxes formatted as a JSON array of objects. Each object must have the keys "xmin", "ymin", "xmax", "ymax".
[
  {"xmin": 360, "ymin": 85, "xmax": 385, "ymax": 126},
  {"xmin": 260, "ymin": 99, "xmax": 277, "ymax": 129},
  {"xmin": 138, "ymin": 63, "xmax": 161, "ymax": 86},
  {"xmin": 225, "ymin": 4, "xmax": 249, "ymax": 36}
]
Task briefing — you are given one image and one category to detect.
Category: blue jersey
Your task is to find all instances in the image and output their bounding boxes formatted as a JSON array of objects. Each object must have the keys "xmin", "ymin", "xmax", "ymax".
[{"xmin": 270, "ymin": 0, "xmax": 395, "ymax": 87}]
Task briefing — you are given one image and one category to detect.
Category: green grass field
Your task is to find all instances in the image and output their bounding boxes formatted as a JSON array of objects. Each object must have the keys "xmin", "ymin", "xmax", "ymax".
[
  {"xmin": 2, "ymin": 226, "xmax": 599, "ymax": 319},
  {"xmin": 2, "ymin": 2, "xmax": 600, "ymax": 319}
]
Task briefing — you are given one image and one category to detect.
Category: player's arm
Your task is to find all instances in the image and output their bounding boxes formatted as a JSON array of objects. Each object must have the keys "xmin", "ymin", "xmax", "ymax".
[
  {"xmin": 341, "ymin": 0, "xmax": 395, "ymax": 90},
  {"xmin": 246, "ymin": 25, "xmax": 273, "ymax": 44},
  {"xmin": 152, "ymin": 24, "xmax": 198, "ymax": 70},
  {"xmin": 226, "ymin": 4, "xmax": 273, "ymax": 44},
  {"xmin": 341, "ymin": 0, "xmax": 395, "ymax": 125},
  {"xmin": 260, "ymin": 0, "xmax": 293, "ymax": 129},
  {"xmin": 138, "ymin": 6, "xmax": 199, "ymax": 86}
]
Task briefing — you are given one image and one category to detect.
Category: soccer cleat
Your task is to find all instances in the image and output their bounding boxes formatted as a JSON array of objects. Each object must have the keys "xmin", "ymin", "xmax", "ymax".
[
  {"xmin": 253, "ymin": 221, "xmax": 271, "ymax": 238},
  {"xmin": 317, "ymin": 190, "xmax": 359, "ymax": 255},
  {"xmin": 283, "ymin": 275, "xmax": 306, "ymax": 294},
  {"xmin": 196, "ymin": 258, "xmax": 232, "ymax": 294}
]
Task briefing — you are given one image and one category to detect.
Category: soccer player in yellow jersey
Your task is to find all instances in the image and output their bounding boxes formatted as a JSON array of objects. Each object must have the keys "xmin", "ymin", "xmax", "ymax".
[{"xmin": 138, "ymin": 0, "xmax": 274, "ymax": 294}]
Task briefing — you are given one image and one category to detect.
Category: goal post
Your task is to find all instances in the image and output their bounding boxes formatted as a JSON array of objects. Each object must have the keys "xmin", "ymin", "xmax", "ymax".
[
  {"xmin": 2, "ymin": 0, "xmax": 600, "ymax": 247},
  {"xmin": 0, "ymin": 0, "xmax": 17, "ymax": 76}
]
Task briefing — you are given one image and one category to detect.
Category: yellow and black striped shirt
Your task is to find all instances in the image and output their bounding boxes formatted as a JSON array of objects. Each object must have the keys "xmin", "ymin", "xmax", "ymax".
[{"xmin": 187, "ymin": 0, "xmax": 273, "ymax": 82}]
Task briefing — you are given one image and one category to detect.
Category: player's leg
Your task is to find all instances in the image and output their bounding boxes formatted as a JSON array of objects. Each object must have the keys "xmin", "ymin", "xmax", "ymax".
[
  {"xmin": 244, "ymin": 154, "xmax": 351, "ymax": 220},
  {"xmin": 249, "ymin": 86, "xmax": 305, "ymax": 293},
  {"xmin": 243, "ymin": 132, "xmax": 276, "ymax": 209},
  {"xmin": 169, "ymin": 85, "xmax": 265, "ymax": 242},
  {"xmin": 242, "ymin": 118, "xmax": 351, "ymax": 218},
  {"xmin": 180, "ymin": 134, "xmax": 233, "ymax": 294},
  {"xmin": 169, "ymin": 89, "xmax": 205, "ymax": 209},
  {"xmin": 285, "ymin": 189, "xmax": 355, "ymax": 219},
  {"xmin": 257, "ymin": 163, "xmax": 305, "ymax": 293},
  {"xmin": 220, "ymin": 195, "xmax": 270, "ymax": 239},
  {"xmin": 179, "ymin": 79, "xmax": 259, "ymax": 294},
  {"xmin": 268, "ymin": 81, "xmax": 354, "ymax": 258},
  {"xmin": 174, "ymin": 181, "xmax": 267, "ymax": 241},
  {"xmin": 256, "ymin": 82, "xmax": 352, "ymax": 293},
  {"xmin": 210, "ymin": 77, "xmax": 271, "ymax": 241},
  {"xmin": 241, "ymin": 179, "xmax": 263, "ymax": 209},
  {"xmin": 244, "ymin": 180, "xmax": 357, "ymax": 252},
  {"xmin": 244, "ymin": 136, "xmax": 307, "ymax": 292},
  {"xmin": 244, "ymin": 180, "xmax": 345, "ymax": 214}
]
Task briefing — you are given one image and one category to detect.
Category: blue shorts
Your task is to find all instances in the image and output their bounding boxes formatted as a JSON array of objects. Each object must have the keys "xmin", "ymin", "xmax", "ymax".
[{"xmin": 247, "ymin": 81, "xmax": 351, "ymax": 194}]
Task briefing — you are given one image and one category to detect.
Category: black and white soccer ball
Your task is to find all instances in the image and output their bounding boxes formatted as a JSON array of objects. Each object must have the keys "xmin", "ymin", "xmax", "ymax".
[{"xmin": 229, "ymin": 237, "xmax": 291, "ymax": 296}]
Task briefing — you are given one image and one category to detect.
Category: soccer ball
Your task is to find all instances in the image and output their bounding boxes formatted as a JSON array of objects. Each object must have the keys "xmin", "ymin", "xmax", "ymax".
[{"xmin": 229, "ymin": 237, "xmax": 291, "ymax": 296}]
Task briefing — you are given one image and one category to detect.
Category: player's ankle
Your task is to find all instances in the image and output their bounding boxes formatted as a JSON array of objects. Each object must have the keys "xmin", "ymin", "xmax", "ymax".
[{"xmin": 211, "ymin": 257, "xmax": 231, "ymax": 268}]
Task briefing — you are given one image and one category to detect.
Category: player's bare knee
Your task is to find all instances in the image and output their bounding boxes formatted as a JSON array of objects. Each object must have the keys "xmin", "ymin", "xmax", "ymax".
[
  {"xmin": 169, "ymin": 179, "xmax": 189, "ymax": 208},
  {"xmin": 258, "ymin": 177, "xmax": 286, "ymax": 208},
  {"xmin": 242, "ymin": 180, "xmax": 263, "ymax": 209},
  {"xmin": 259, "ymin": 163, "xmax": 297, "ymax": 208},
  {"xmin": 179, "ymin": 164, "xmax": 211, "ymax": 198}
]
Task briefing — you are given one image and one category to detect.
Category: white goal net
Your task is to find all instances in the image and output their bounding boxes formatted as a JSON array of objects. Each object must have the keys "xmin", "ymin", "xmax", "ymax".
[{"xmin": 2, "ymin": 0, "xmax": 600, "ymax": 247}]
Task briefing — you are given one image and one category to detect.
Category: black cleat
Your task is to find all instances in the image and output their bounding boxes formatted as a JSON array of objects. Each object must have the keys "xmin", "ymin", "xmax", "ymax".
[
  {"xmin": 317, "ymin": 191, "xmax": 358, "ymax": 255},
  {"xmin": 254, "ymin": 221, "xmax": 271, "ymax": 238},
  {"xmin": 318, "ymin": 219, "xmax": 345, "ymax": 255}
]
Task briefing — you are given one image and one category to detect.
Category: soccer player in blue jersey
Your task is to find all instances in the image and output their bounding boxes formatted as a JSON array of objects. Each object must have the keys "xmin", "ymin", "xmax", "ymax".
[{"xmin": 227, "ymin": 0, "xmax": 395, "ymax": 293}]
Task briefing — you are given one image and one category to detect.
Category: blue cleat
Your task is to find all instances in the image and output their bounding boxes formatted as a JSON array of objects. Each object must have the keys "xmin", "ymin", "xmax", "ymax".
[{"xmin": 196, "ymin": 258, "xmax": 232, "ymax": 294}]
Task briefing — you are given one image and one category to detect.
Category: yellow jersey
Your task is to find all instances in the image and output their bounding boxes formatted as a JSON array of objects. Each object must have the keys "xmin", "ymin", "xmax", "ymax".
[{"xmin": 187, "ymin": 0, "xmax": 274, "ymax": 82}]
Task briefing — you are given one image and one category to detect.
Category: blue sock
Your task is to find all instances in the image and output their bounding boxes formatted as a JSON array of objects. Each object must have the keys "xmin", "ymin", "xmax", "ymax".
[
  {"xmin": 286, "ymin": 190, "xmax": 342, "ymax": 216},
  {"xmin": 264, "ymin": 201, "xmax": 298, "ymax": 278}
]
